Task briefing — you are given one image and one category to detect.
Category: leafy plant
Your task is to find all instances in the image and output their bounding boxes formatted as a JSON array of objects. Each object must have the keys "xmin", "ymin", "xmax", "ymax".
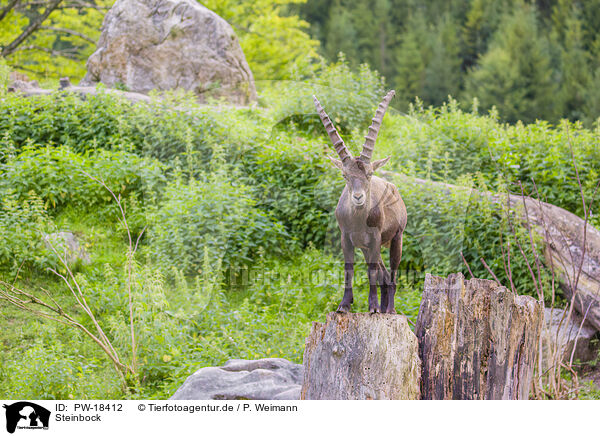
[{"xmin": 147, "ymin": 169, "xmax": 289, "ymax": 274}]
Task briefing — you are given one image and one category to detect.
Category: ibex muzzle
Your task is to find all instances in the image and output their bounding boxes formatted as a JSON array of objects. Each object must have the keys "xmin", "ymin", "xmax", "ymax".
[{"xmin": 314, "ymin": 90, "xmax": 407, "ymax": 314}]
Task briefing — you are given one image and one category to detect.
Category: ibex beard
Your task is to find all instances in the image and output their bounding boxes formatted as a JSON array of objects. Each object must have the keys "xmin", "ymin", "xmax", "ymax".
[{"xmin": 314, "ymin": 90, "xmax": 407, "ymax": 314}]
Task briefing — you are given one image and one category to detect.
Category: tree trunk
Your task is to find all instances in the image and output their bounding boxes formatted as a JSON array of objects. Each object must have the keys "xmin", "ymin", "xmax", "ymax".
[
  {"xmin": 301, "ymin": 312, "xmax": 421, "ymax": 400},
  {"xmin": 415, "ymin": 273, "xmax": 543, "ymax": 399}
]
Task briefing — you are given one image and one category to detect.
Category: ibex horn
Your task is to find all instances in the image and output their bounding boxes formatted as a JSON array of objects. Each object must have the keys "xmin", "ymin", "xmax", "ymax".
[
  {"xmin": 359, "ymin": 90, "xmax": 395, "ymax": 163},
  {"xmin": 313, "ymin": 96, "xmax": 351, "ymax": 162}
]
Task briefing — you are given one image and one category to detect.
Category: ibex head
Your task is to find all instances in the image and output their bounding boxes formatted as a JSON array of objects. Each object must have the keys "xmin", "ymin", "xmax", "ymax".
[{"xmin": 314, "ymin": 91, "xmax": 395, "ymax": 207}]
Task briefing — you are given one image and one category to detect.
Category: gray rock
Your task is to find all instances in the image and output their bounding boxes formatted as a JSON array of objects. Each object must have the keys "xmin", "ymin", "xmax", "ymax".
[
  {"xmin": 541, "ymin": 308, "xmax": 599, "ymax": 368},
  {"xmin": 170, "ymin": 358, "xmax": 303, "ymax": 400},
  {"xmin": 8, "ymin": 79, "xmax": 42, "ymax": 93},
  {"xmin": 43, "ymin": 232, "xmax": 91, "ymax": 266},
  {"xmin": 81, "ymin": 0, "xmax": 257, "ymax": 105}
]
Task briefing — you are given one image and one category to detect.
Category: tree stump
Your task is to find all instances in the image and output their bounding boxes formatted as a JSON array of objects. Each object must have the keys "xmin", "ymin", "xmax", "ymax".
[
  {"xmin": 301, "ymin": 312, "xmax": 421, "ymax": 400},
  {"xmin": 415, "ymin": 273, "xmax": 543, "ymax": 400}
]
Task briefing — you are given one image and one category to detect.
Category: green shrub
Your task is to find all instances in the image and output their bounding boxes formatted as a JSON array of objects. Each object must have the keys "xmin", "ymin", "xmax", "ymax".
[
  {"xmin": 0, "ymin": 57, "xmax": 9, "ymax": 95},
  {"xmin": 0, "ymin": 191, "xmax": 56, "ymax": 271},
  {"xmin": 0, "ymin": 143, "xmax": 165, "ymax": 214},
  {"xmin": 147, "ymin": 170, "xmax": 289, "ymax": 274},
  {"xmin": 263, "ymin": 54, "xmax": 385, "ymax": 136},
  {"xmin": 0, "ymin": 324, "xmax": 122, "ymax": 399},
  {"xmin": 247, "ymin": 128, "xmax": 341, "ymax": 249},
  {"xmin": 0, "ymin": 91, "xmax": 267, "ymax": 166},
  {"xmin": 0, "ymin": 92, "xmax": 131, "ymax": 153},
  {"xmin": 376, "ymin": 100, "xmax": 600, "ymax": 227},
  {"xmin": 392, "ymin": 174, "xmax": 551, "ymax": 300}
]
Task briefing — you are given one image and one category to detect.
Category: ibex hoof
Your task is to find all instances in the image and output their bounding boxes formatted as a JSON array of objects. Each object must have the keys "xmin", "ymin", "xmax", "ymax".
[
  {"xmin": 337, "ymin": 304, "xmax": 351, "ymax": 313},
  {"xmin": 369, "ymin": 306, "xmax": 380, "ymax": 314},
  {"xmin": 384, "ymin": 308, "xmax": 397, "ymax": 314}
]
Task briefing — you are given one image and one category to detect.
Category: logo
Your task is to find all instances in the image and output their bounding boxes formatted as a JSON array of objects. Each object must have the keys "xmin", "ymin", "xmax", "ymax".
[{"xmin": 3, "ymin": 402, "xmax": 50, "ymax": 434}]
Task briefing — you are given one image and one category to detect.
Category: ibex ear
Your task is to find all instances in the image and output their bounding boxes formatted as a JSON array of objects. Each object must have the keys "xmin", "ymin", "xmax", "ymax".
[
  {"xmin": 327, "ymin": 156, "xmax": 343, "ymax": 170},
  {"xmin": 372, "ymin": 156, "xmax": 391, "ymax": 171}
]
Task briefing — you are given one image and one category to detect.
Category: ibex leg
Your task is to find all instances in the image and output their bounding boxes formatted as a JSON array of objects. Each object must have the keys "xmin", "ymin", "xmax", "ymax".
[
  {"xmin": 337, "ymin": 232, "xmax": 354, "ymax": 313},
  {"xmin": 362, "ymin": 247, "xmax": 381, "ymax": 314},
  {"xmin": 378, "ymin": 257, "xmax": 391, "ymax": 312},
  {"xmin": 387, "ymin": 230, "xmax": 403, "ymax": 314}
]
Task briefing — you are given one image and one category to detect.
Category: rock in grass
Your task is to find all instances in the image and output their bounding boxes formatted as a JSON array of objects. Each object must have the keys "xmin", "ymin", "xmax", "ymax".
[
  {"xmin": 170, "ymin": 358, "xmax": 303, "ymax": 400},
  {"xmin": 43, "ymin": 231, "xmax": 91, "ymax": 266},
  {"xmin": 541, "ymin": 307, "xmax": 599, "ymax": 368}
]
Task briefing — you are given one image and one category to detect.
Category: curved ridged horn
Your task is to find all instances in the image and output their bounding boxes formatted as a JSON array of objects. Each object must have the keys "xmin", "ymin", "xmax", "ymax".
[
  {"xmin": 313, "ymin": 95, "xmax": 351, "ymax": 162},
  {"xmin": 359, "ymin": 90, "xmax": 395, "ymax": 163}
]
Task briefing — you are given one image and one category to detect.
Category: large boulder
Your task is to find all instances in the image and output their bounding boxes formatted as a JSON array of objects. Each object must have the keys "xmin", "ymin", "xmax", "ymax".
[
  {"xmin": 81, "ymin": 0, "xmax": 257, "ymax": 105},
  {"xmin": 170, "ymin": 358, "xmax": 303, "ymax": 400}
]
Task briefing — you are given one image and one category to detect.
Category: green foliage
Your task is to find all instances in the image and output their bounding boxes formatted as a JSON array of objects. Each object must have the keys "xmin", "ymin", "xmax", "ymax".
[
  {"xmin": 249, "ymin": 128, "xmax": 340, "ymax": 249},
  {"xmin": 376, "ymin": 101, "xmax": 600, "ymax": 229},
  {"xmin": 0, "ymin": 91, "xmax": 263, "ymax": 165},
  {"xmin": 0, "ymin": 191, "xmax": 56, "ymax": 271},
  {"xmin": 464, "ymin": 6, "xmax": 556, "ymax": 124},
  {"xmin": 0, "ymin": 92, "xmax": 134, "ymax": 153},
  {"xmin": 264, "ymin": 54, "xmax": 385, "ymax": 135},
  {"xmin": 300, "ymin": 0, "xmax": 600, "ymax": 125},
  {"xmin": 147, "ymin": 170, "xmax": 289, "ymax": 274},
  {"xmin": 421, "ymin": 16, "xmax": 462, "ymax": 107},
  {"xmin": 0, "ymin": 143, "xmax": 165, "ymax": 213},
  {"xmin": 0, "ymin": 56, "xmax": 9, "ymax": 94},
  {"xmin": 0, "ymin": 0, "xmax": 110, "ymax": 81},
  {"xmin": 201, "ymin": 0, "xmax": 320, "ymax": 80},
  {"xmin": 0, "ymin": 330, "xmax": 122, "ymax": 399},
  {"xmin": 394, "ymin": 15, "xmax": 427, "ymax": 110},
  {"xmin": 1, "ymin": 83, "xmax": 598, "ymax": 400}
]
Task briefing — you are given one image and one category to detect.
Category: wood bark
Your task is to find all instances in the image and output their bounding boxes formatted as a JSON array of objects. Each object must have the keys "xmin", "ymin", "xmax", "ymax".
[
  {"xmin": 301, "ymin": 312, "xmax": 421, "ymax": 400},
  {"xmin": 415, "ymin": 273, "xmax": 542, "ymax": 400}
]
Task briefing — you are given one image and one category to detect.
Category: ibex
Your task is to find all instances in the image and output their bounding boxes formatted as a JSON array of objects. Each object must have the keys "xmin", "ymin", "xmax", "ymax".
[{"xmin": 314, "ymin": 90, "xmax": 407, "ymax": 314}]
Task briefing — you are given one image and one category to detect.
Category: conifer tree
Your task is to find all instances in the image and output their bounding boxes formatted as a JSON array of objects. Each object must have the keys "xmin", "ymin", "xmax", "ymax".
[
  {"xmin": 464, "ymin": 5, "xmax": 556, "ymax": 124},
  {"xmin": 555, "ymin": 9, "xmax": 591, "ymax": 121},
  {"xmin": 394, "ymin": 13, "xmax": 428, "ymax": 109},
  {"xmin": 324, "ymin": 3, "xmax": 359, "ymax": 65},
  {"xmin": 422, "ymin": 15, "xmax": 462, "ymax": 105}
]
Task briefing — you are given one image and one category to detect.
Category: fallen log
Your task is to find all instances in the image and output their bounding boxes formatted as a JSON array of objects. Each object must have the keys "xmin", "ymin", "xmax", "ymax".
[
  {"xmin": 8, "ymin": 80, "xmax": 154, "ymax": 104},
  {"xmin": 301, "ymin": 312, "xmax": 421, "ymax": 400},
  {"xmin": 415, "ymin": 273, "xmax": 542, "ymax": 400}
]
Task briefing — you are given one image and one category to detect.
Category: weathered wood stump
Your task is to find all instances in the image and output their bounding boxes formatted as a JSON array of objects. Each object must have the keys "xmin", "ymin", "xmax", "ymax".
[
  {"xmin": 415, "ymin": 273, "xmax": 543, "ymax": 400},
  {"xmin": 301, "ymin": 312, "xmax": 421, "ymax": 400}
]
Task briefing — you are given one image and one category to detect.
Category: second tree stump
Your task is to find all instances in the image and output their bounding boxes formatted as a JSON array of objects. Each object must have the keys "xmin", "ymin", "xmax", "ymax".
[{"xmin": 415, "ymin": 273, "xmax": 542, "ymax": 400}]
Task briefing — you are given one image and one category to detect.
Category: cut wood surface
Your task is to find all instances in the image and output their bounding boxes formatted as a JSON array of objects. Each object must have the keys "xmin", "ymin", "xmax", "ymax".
[
  {"xmin": 301, "ymin": 312, "xmax": 421, "ymax": 400},
  {"xmin": 415, "ymin": 273, "xmax": 542, "ymax": 400}
]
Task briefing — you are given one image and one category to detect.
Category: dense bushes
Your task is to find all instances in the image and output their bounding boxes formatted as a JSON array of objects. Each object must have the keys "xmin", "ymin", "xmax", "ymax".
[
  {"xmin": 0, "ymin": 191, "xmax": 56, "ymax": 271},
  {"xmin": 248, "ymin": 129, "xmax": 340, "ymax": 249},
  {"xmin": 377, "ymin": 100, "xmax": 600, "ymax": 228},
  {"xmin": 1, "ymin": 143, "xmax": 165, "ymax": 212},
  {"xmin": 263, "ymin": 55, "xmax": 385, "ymax": 135},
  {"xmin": 147, "ymin": 171, "xmax": 289, "ymax": 274}
]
